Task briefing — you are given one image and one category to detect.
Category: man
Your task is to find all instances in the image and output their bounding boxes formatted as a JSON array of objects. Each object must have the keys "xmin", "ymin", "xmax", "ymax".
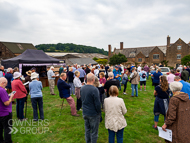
[
  {"xmin": 47, "ymin": 66, "xmax": 56, "ymax": 95},
  {"xmin": 177, "ymin": 65, "xmax": 183, "ymax": 73},
  {"xmin": 85, "ymin": 65, "xmax": 91, "ymax": 75},
  {"xmin": 76, "ymin": 65, "xmax": 86, "ymax": 83},
  {"xmin": 174, "ymin": 76, "xmax": 190, "ymax": 99},
  {"xmin": 31, "ymin": 67, "xmax": 36, "ymax": 73},
  {"xmin": 59, "ymin": 65, "xmax": 63, "ymax": 75},
  {"xmin": 113, "ymin": 66, "xmax": 122, "ymax": 90},
  {"xmin": 80, "ymin": 73, "xmax": 101, "ymax": 143},
  {"xmin": 0, "ymin": 66, "xmax": 4, "ymax": 77},
  {"xmin": 181, "ymin": 68, "xmax": 189, "ymax": 81},
  {"xmin": 5, "ymin": 68, "xmax": 13, "ymax": 93},
  {"xmin": 57, "ymin": 73, "xmax": 79, "ymax": 117},
  {"xmin": 130, "ymin": 68, "xmax": 139, "ymax": 97},
  {"xmin": 144, "ymin": 64, "xmax": 150, "ymax": 80},
  {"xmin": 137, "ymin": 65, "xmax": 141, "ymax": 73},
  {"xmin": 139, "ymin": 68, "xmax": 147, "ymax": 91},
  {"xmin": 0, "ymin": 77, "xmax": 14, "ymax": 143},
  {"xmin": 159, "ymin": 63, "xmax": 163, "ymax": 67},
  {"xmin": 104, "ymin": 72, "xmax": 120, "ymax": 97}
]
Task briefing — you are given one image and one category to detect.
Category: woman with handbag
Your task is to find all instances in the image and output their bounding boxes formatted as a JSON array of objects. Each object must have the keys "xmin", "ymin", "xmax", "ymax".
[
  {"xmin": 153, "ymin": 75, "xmax": 170, "ymax": 130},
  {"xmin": 122, "ymin": 70, "xmax": 129, "ymax": 95}
]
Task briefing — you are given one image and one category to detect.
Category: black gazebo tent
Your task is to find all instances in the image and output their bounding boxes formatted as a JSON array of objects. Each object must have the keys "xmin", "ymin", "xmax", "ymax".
[{"xmin": 2, "ymin": 49, "xmax": 62, "ymax": 69}]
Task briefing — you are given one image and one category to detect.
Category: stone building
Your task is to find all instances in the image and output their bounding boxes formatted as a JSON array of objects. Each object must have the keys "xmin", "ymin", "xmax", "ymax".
[
  {"xmin": 108, "ymin": 36, "xmax": 190, "ymax": 67},
  {"xmin": 0, "ymin": 41, "xmax": 36, "ymax": 62}
]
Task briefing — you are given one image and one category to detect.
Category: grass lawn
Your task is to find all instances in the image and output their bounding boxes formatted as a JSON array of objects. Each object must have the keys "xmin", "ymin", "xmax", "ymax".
[{"xmin": 11, "ymin": 79, "xmax": 165, "ymax": 143}]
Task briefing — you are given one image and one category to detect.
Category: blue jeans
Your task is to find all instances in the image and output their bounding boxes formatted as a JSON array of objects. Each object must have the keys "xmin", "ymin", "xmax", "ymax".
[
  {"xmin": 16, "ymin": 97, "xmax": 26, "ymax": 119},
  {"xmin": 83, "ymin": 114, "xmax": 100, "ymax": 143},
  {"xmin": 108, "ymin": 128, "xmax": 124, "ymax": 143},
  {"xmin": 131, "ymin": 84, "xmax": 138, "ymax": 97},
  {"xmin": 31, "ymin": 97, "xmax": 44, "ymax": 120},
  {"xmin": 147, "ymin": 72, "xmax": 149, "ymax": 79},
  {"xmin": 69, "ymin": 82, "xmax": 75, "ymax": 95},
  {"xmin": 154, "ymin": 115, "xmax": 165, "ymax": 122}
]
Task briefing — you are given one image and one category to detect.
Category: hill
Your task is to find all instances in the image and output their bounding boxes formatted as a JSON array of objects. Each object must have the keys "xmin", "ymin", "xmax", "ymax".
[{"xmin": 35, "ymin": 43, "xmax": 108, "ymax": 55}]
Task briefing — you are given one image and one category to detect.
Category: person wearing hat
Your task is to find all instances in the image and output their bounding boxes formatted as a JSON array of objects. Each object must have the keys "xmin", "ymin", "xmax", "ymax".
[
  {"xmin": 11, "ymin": 72, "xmax": 27, "ymax": 120},
  {"xmin": 29, "ymin": 72, "xmax": 44, "ymax": 121},
  {"xmin": 31, "ymin": 67, "xmax": 36, "ymax": 73},
  {"xmin": 5, "ymin": 68, "xmax": 13, "ymax": 94},
  {"xmin": 25, "ymin": 70, "xmax": 32, "ymax": 94},
  {"xmin": 47, "ymin": 66, "xmax": 56, "ymax": 95}
]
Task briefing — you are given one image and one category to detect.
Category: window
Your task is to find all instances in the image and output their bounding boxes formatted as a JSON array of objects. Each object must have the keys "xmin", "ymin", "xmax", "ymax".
[
  {"xmin": 129, "ymin": 52, "xmax": 136, "ymax": 57},
  {"xmin": 153, "ymin": 54, "xmax": 159, "ymax": 59},
  {"xmin": 138, "ymin": 58, "xmax": 142, "ymax": 62},
  {"xmin": 177, "ymin": 54, "xmax": 181, "ymax": 59},
  {"xmin": 17, "ymin": 44, "xmax": 24, "ymax": 50},
  {"xmin": 177, "ymin": 46, "xmax": 181, "ymax": 50}
]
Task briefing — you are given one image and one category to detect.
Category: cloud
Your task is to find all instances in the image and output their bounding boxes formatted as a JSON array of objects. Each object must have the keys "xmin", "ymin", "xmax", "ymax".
[{"xmin": 0, "ymin": 0, "xmax": 190, "ymax": 51}]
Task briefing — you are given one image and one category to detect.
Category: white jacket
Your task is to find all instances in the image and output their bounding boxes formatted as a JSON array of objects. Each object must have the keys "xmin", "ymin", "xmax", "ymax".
[{"xmin": 104, "ymin": 96, "xmax": 127, "ymax": 132}]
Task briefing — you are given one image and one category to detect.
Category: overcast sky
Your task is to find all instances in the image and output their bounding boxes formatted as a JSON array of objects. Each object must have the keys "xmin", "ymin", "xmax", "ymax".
[{"xmin": 0, "ymin": 0, "xmax": 190, "ymax": 51}]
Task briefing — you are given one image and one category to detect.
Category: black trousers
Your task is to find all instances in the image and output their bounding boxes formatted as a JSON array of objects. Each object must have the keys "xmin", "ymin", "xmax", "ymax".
[
  {"xmin": 123, "ymin": 83, "xmax": 127, "ymax": 92},
  {"xmin": 0, "ymin": 113, "xmax": 12, "ymax": 143},
  {"xmin": 77, "ymin": 98, "xmax": 82, "ymax": 111},
  {"xmin": 31, "ymin": 97, "xmax": 44, "ymax": 121}
]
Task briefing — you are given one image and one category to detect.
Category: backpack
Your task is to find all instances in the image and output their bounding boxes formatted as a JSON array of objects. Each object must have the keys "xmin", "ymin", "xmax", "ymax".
[{"xmin": 142, "ymin": 72, "xmax": 146, "ymax": 79}]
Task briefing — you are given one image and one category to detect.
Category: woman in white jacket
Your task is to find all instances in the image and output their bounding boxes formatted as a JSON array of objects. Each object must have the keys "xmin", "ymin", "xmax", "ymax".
[{"xmin": 104, "ymin": 85, "xmax": 127, "ymax": 143}]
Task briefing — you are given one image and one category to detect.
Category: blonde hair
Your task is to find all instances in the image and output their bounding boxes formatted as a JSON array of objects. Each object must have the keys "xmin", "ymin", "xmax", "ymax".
[
  {"xmin": 69, "ymin": 67, "xmax": 73, "ymax": 71},
  {"xmin": 74, "ymin": 71, "xmax": 80, "ymax": 76},
  {"xmin": 94, "ymin": 77, "xmax": 100, "ymax": 87},
  {"xmin": 109, "ymin": 86, "xmax": 119, "ymax": 97}
]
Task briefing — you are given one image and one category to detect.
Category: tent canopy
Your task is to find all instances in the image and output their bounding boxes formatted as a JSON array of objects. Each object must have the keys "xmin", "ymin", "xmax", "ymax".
[{"xmin": 2, "ymin": 49, "xmax": 61, "ymax": 68}]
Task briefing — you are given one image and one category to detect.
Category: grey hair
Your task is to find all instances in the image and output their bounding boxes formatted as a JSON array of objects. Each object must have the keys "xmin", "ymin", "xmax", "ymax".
[
  {"xmin": 87, "ymin": 73, "xmax": 95, "ymax": 82},
  {"xmin": 169, "ymin": 81, "xmax": 183, "ymax": 92},
  {"xmin": 174, "ymin": 76, "xmax": 181, "ymax": 81},
  {"xmin": 108, "ymin": 72, "xmax": 114, "ymax": 77},
  {"xmin": 94, "ymin": 77, "xmax": 100, "ymax": 87},
  {"xmin": 7, "ymin": 68, "xmax": 12, "ymax": 72}
]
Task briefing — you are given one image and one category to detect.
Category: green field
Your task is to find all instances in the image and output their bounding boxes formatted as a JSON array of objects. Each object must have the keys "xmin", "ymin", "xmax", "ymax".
[{"xmin": 12, "ymin": 79, "xmax": 165, "ymax": 143}]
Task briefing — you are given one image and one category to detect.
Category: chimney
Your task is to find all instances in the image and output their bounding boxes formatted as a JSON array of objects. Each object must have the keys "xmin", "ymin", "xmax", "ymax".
[
  {"xmin": 120, "ymin": 42, "xmax": 123, "ymax": 50},
  {"xmin": 108, "ymin": 45, "xmax": 111, "ymax": 56},
  {"xmin": 167, "ymin": 35, "xmax": 170, "ymax": 47}
]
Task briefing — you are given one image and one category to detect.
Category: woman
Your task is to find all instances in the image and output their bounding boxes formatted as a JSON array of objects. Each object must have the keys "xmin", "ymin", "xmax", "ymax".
[
  {"xmin": 153, "ymin": 75, "xmax": 170, "ymax": 130},
  {"xmin": 104, "ymin": 86, "xmax": 127, "ymax": 143},
  {"xmin": 25, "ymin": 70, "xmax": 32, "ymax": 94},
  {"xmin": 94, "ymin": 77, "xmax": 105, "ymax": 108},
  {"xmin": 152, "ymin": 68, "xmax": 162, "ymax": 87},
  {"xmin": 11, "ymin": 72, "xmax": 27, "ymax": 120},
  {"xmin": 122, "ymin": 70, "xmax": 129, "ymax": 95},
  {"xmin": 162, "ymin": 81, "xmax": 190, "ymax": 143},
  {"xmin": 99, "ymin": 72, "xmax": 106, "ymax": 86},
  {"xmin": 73, "ymin": 71, "xmax": 82, "ymax": 111},
  {"xmin": 174, "ymin": 69, "xmax": 181, "ymax": 76},
  {"xmin": 67, "ymin": 67, "xmax": 75, "ymax": 95},
  {"xmin": 29, "ymin": 72, "xmax": 44, "ymax": 121},
  {"xmin": 94, "ymin": 66, "xmax": 99, "ymax": 77},
  {"xmin": 99, "ymin": 65, "xmax": 105, "ymax": 75},
  {"xmin": 167, "ymin": 70, "xmax": 175, "ymax": 84}
]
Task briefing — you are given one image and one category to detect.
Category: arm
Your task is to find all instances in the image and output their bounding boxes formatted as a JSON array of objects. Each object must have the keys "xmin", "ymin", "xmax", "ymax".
[
  {"xmin": 154, "ymin": 90, "xmax": 157, "ymax": 96},
  {"xmin": 62, "ymin": 81, "xmax": 71, "ymax": 89},
  {"xmin": 4, "ymin": 94, "xmax": 14, "ymax": 106},
  {"xmin": 121, "ymin": 99, "xmax": 127, "ymax": 115},
  {"xmin": 93, "ymin": 89, "xmax": 101, "ymax": 114},
  {"xmin": 18, "ymin": 81, "xmax": 27, "ymax": 94}
]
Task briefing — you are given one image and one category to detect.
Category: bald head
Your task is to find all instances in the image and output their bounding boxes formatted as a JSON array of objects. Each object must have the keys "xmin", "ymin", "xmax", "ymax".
[
  {"xmin": 87, "ymin": 73, "xmax": 95, "ymax": 84},
  {"xmin": 0, "ymin": 77, "xmax": 7, "ymax": 88}
]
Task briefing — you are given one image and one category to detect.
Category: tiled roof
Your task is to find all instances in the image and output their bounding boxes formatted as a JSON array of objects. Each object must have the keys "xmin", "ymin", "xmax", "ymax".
[
  {"xmin": 1, "ymin": 42, "xmax": 36, "ymax": 54},
  {"xmin": 68, "ymin": 58, "xmax": 97, "ymax": 65}
]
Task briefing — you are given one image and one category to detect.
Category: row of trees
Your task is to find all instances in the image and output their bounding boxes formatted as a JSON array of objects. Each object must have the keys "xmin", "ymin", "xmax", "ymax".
[{"xmin": 35, "ymin": 43, "xmax": 108, "ymax": 55}]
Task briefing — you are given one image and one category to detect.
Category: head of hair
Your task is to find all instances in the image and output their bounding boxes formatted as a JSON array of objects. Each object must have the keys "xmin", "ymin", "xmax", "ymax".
[
  {"xmin": 99, "ymin": 72, "xmax": 105, "ymax": 77},
  {"xmin": 95, "ymin": 66, "xmax": 98, "ymax": 69},
  {"xmin": 69, "ymin": 67, "xmax": 73, "ymax": 71},
  {"xmin": 100, "ymin": 65, "xmax": 104, "ymax": 69},
  {"xmin": 174, "ymin": 76, "xmax": 181, "ymax": 81},
  {"xmin": 141, "ymin": 67, "xmax": 144, "ymax": 70},
  {"xmin": 108, "ymin": 72, "xmax": 114, "ymax": 77},
  {"xmin": 176, "ymin": 69, "xmax": 180, "ymax": 72},
  {"xmin": 60, "ymin": 73, "xmax": 66, "ymax": 77},
  {"xmin": 94, "ymin": 77, "xmax": 100, "ymax": 87},
  {"xmin": 170, "ymin": 70, "xmax": 174, "ymax": 74},
  {"xmin": 74, "ymin": 71, "xmax": 80, "ymax": 76},
  {"xmin": 87, "ymin": 73, "xmax": 95, "ymax": 82},
  {"xmin": 132, "ymin": 67, "xmax": 135, "ymax": 71},
  {"xmin": 7, "ymin": 68, "xmax": 12, "ymax": 73},
  {"xmin": 13, "ymin": 67, "xmax": 19, "ymax": 73},
  {"xmin": 159, "ymin": 75, "xmax": 168, "ymax": 92},
  {"xmin": 109, "ymin": 86, "xmax": 119, "ymax": 97},
  {"xmin": 169, "ymin": 81, "xmax": 183, "ymax": 92}
]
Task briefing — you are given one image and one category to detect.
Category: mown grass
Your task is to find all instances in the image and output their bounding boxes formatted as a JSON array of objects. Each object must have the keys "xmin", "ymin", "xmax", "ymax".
[{"xmin": 12, "ymin": 79, "xmax": 165, "ymax": 143}]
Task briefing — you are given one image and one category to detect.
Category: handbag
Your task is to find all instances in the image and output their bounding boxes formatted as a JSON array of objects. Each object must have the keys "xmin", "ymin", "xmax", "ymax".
[{"xmin": 129, "ymin": 73, "xmax": 138, "ymax": 83}]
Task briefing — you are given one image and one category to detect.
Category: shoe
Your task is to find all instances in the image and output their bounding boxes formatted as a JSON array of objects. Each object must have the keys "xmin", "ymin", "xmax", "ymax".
[
  {"xmin": 72, "ymin": 114, "xmax": 80, "ymax": 117},
  {"xmin": 51, "ymin": 94, "xmax": 56, "ymax": 95},
  {"xmin": 152, "ymin": 125, "xmax": 158, "ymax": 130},
  {"xmin": 139, "ymin": 89, "xmax": 142, "ymax": 91},
  {"xmin": 144, "ymin": 89, "xmax": 146, "ymax": 91},
  {"xmin": 123, "ymin": 92, "xmax": 126, "ymax": 95},
  {"xmin": 130, "ymin": 95, "xmax": 134, "ymax": 97}
]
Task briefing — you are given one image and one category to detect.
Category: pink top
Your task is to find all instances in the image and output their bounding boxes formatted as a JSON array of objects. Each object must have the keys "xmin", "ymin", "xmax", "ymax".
[
  {"xmin": 167, "ymin": 74, "xmax": 175, "ymax": 84},
  {"xmin": 99, "ymin": 77, "xmax": 106, "ymax": 85}
]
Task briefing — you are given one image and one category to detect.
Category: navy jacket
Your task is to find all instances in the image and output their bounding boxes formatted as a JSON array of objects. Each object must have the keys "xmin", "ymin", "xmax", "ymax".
[
  {"xmin": 5, "ymin": 73, "xmax": 13, "ymax": 89},
  {"xmin": 57, "ymin": 78, "xmax": 71, "ymax": 98}
]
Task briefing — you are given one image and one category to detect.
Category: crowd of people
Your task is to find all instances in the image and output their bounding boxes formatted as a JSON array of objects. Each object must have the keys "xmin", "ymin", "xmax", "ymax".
[{"xmin": 0, "ymin": 62, "xmax": 190, "ymax": 143}]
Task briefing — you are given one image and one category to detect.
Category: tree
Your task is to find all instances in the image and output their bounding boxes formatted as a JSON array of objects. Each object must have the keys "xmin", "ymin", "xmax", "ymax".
[
  {"xmin": 96, "ymin": 59, "xmax": 108, "ymax": 65},
  {"xmin": 181, "ymin": 55, "xmax": 190, "ymax": 66},
  {"xmin": 93, "ymin": 57, "xmax": 99, "ymax": 61},
  {"xmin": 161, "ymin": 60, "xmax": 169, "ymax": 67},
  {"xmin": 109, "ymin": 53, "xmax": 127, "ymax": 65}
]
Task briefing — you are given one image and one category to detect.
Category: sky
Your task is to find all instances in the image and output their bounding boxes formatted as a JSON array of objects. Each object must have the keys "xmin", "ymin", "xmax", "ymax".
[{"xmin": 0, "ymin": 0, "xmax": 190, "ymax": 51}]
